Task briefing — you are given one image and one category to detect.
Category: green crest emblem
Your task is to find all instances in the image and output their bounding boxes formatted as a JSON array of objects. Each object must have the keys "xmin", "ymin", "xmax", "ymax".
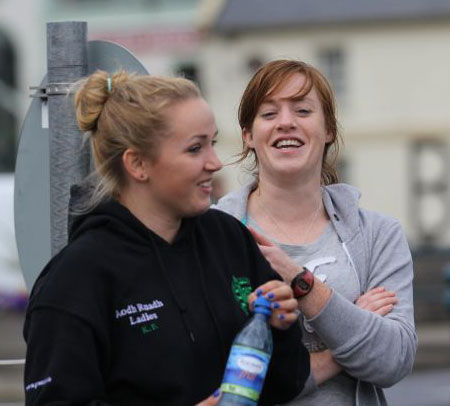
[{"xmin": 232, "ymin": 276, "xmax": 252, "ymax": 315}]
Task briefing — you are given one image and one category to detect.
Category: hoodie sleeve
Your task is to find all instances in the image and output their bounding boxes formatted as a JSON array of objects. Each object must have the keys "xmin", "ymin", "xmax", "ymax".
[
  {"xmin": 24, "ymin": 307, "xmax": 112, "ymax": 406},
  {"xmin": 23, "ymin": 239, "xmax": 113, "ymax": 406},
  {"xmin": 306, "ymin": 218, "xmax": 417, "ymax": 387}
]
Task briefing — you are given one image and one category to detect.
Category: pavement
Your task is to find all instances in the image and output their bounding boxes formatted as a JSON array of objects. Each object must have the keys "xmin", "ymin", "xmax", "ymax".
[
  {"xmin": 0, "ymin": 309, "xmax": 449, "ymax": 405},
  {"xmin": 0, "ymin": 310, "xmax": 25, "ymax": 405}
]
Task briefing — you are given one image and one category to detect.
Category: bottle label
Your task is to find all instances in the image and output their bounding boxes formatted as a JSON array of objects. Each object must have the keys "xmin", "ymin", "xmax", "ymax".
[{"xmin": 221, "ymin": 345, "xmax": 270, "ymax": 401}]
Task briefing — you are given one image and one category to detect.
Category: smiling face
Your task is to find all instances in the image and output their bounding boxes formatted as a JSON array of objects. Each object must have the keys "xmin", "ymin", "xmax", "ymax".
[
  {"xmin": 142, "ymin": 97, "xmax": 222, "ymax": 221},
  {"xmin": 243, "ymin": 73, "xmax": 333, "ymax": 182}
]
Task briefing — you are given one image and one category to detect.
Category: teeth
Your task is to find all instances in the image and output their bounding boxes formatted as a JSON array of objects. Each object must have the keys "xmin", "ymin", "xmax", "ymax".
[
  {"xmin": 199, "ymin": 181, "xmax": 211, "ymax": 187},
  {"xmin": 275, "ymin": 139, "xmax": 302, "ymax": 148}
]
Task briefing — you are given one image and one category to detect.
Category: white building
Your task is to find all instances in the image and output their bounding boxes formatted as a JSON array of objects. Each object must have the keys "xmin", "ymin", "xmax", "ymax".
[
  {"xmin": 2, "ymin": 0, "xmax": 450, "ymax": 265},
  {"xmin": 201, "ymin": 0, "xmax": 450, "ymax": 249}
]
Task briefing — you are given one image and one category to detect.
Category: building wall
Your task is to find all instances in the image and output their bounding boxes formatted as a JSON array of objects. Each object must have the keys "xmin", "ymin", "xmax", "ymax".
[
  {"xmin": 202, "ymin": 20, "xmax": 450, "ymax": 247},
  {"xmin": 2, "ymin": 0, "xmax": 450, "ymax": 247},
  {"xmin": 0, "ymin": 0, "xmax": 44, "ymax": 123}
]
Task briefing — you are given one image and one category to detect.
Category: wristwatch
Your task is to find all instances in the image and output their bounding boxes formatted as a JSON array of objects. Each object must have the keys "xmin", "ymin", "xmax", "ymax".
[{"xmin": 290, "ymin": 267, "xmax": 315, "ymax": 299}]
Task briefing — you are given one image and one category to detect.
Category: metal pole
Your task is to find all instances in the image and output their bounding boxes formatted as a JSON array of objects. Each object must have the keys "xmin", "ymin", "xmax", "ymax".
[{"xmin": 47, "ymin": 21, "xmax": 89, "ymax": 256}]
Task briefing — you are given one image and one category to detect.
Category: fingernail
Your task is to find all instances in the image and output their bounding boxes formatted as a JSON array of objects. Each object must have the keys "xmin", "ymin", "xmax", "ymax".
[
  {"xmin": 256, "ymin": 288, "xmax": 263, "ymax": 296},
  {"xmin": 267, "ymin": 292, "xmax": 275, "ymax": 300},
  {"xmin": 278, "ymin": 314, "xmax": 285, "ymax": 320},
  {"xmin": 213, "ymin": 389, "xmax": 221, "ymax": 398},
  {"xmin": 272, "ymin": 302, "xmax": 280, "ymax": 309}
]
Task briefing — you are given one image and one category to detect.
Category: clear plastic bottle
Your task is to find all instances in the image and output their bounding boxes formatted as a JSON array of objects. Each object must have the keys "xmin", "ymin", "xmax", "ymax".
[{"xmin": 219, "ymin": 294, "xmax": 273, "ymax": 405}]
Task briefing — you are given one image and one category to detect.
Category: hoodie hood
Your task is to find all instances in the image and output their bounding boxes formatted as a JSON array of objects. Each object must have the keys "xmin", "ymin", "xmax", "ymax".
[
  {"xmin": 213, "ymin": 181, "xmax": 362, "ymax": 243},
  {"xmin": 69, "ymin": 198, "xmax": 195, "ymax": 248}
]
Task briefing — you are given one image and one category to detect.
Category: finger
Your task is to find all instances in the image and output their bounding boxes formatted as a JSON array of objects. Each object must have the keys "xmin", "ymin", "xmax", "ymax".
[
  {"xmin": 249, "ymin": 281, "xmax": 293, "ymax": 313},
  {"xmin": 248, "ymin": 226, "xmax": 275, "ymax": 247},
  {"xmin": 356, "ymin": 290, "xmax": 396, "ymax": 309},
  {"xmin": 248, "ymin": 280, "xmax": 285, "ymax": 309},
  {"xmin": 263, "ymin": 283, "xmax": 293, "ymax": 302},
  {"xmin": 270, "ymin": 311, "xmax": 300, "ymax": 330},
  {"xmin": 248, "ymin": 292, "xmax": 257, "ymax": 311},
  {"xmin": 195, "ymin": 389, "xmax": 221, "ymax": 405},
  {"xmin": 253, "ymin": 280, "xmax": 286, "ymax": 298},
  {"xmin": 357, "ymin": 287, "xmax": 386, "ymax": 302},
  {"xmin": 363, "ymin": 291, "xmax": 395, "ymax": 305},
  {"xmin": 366, "ymin": 293, "xmax": 397, "ymax": 307},
  {"xmin": 258, "ymin": 245, "xmax": 273, "ymax": 258},
  {"xmin": 366, "ymin": 286, "xmax": 386, "ymax": 295},
  {"xmin": 374, "ymin": 304, "xmax": 394, "ymax": 316},
  {"xmin": 366, "ymin": 297, "xmax": 398, "ymax": 312},
  {"xmin": 370, "ymin": 290, "xmax": 395, "ymax": 299},
  {"xmin": 270, "ymin": 298, "xmax": 298, "ymax": 313}
]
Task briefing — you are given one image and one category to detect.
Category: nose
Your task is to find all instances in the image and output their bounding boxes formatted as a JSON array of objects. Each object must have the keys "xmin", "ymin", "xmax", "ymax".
[
  {"xmin": 276, "ymin": 107, "xmax": 297, "ymax": 131},
  {"xmin": 205, "ymin": 147, "xmax": 223, "ymax": 172}
]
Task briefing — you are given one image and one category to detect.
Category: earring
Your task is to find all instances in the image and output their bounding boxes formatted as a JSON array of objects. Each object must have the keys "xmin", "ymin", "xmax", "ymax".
[{"xmin": 140, "ymin": 174, "xmax": 147, "ymax": 181}]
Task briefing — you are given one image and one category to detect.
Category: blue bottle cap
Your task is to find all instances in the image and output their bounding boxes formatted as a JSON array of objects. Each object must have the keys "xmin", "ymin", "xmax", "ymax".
[{"xmin": 253, "ymin": 295, "xmax": 272, "ymax": 317}]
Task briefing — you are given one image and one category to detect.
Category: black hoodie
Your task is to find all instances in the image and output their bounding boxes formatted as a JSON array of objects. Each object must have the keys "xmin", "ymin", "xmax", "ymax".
[{"xmin": 24, "ymin": 200, "xmax": 309, "ymax": 405}]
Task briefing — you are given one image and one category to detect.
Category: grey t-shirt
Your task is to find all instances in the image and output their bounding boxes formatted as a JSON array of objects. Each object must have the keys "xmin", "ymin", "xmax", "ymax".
[{"xmin": 247, "ymin": 217, "xmax": 360, "ymax": 405}]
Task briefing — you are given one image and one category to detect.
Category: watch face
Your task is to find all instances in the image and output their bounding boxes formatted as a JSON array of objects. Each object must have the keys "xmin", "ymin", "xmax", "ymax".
[
  {"xmin": 297, "ymin": 277, "xmax": 310, "ymax": 291},
  {"xmin": 292, "ymin": 269, "xmax": 314, "ymax": 298}
]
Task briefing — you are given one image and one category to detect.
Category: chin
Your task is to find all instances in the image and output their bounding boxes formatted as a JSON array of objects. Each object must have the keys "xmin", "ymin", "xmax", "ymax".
[
  {"xmin": 273, "ymin": 166, "xmax": 305, "ymax": 177},
  {"xmin": 183, "ymin": 201, "xmax": 211, "ymax": 218}
]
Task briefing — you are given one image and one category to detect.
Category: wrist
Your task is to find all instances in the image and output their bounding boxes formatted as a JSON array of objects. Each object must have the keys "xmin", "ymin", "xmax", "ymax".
[{"xmin": 287, "ymin": 264, "xmax": 301, "ymax": 285}]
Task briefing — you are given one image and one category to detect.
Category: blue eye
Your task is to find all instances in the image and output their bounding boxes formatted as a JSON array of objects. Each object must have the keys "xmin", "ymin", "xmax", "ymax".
[{"xmin": 188, "ymin": 145, "xmax": 201, "ymax": 153}]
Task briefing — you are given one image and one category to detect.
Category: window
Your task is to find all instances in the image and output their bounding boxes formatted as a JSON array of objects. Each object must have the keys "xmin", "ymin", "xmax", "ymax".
[
  {"xmin": 175, "ymin": 63, "xmax": 200, "ymax": 88},
  {"xmin": 0, "ymin": 33, "xmax": 16, "ymax": 172},
  {"xmin": 410, "ymin": 139, "xmax": 449, "ymax": 246},
  {"xmin": 247, "ymin": 56, "xmax": 264, "ymax": 74},
  {"xmin": 318, "ymin": 47, "xmax": 346, "ymax": 103}
]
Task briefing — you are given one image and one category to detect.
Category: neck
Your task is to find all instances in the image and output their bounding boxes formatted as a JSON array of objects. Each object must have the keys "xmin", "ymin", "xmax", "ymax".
[
  {"xmin": 254, "ymin": 172, "xmax": 323, "ymax": 222},
  {"xmin": 119, "ymin": 186, "xmax": 181, "ymax": 243},
  {"xmin": 248, "ymin": 170, "xmax": 328, "ymax": 245}
]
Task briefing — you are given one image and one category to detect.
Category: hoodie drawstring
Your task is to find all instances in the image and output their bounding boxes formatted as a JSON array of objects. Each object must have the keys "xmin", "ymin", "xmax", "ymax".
[{"xmin": 149, "ymin": 236, "xmax": 196, "ymax": 343}]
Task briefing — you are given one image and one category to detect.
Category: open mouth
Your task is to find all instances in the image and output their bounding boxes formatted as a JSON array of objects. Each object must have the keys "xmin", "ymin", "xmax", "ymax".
[
  {"xmin": 198, "ymin": 180, "xmax": 212, "ymax": 189},
  {"xmin": 273, "ymin": 138, "xmax": 304, "ymax": 149}
]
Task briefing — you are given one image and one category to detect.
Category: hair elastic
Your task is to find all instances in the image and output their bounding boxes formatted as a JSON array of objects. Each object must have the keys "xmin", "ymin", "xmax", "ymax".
[{"xmin": 107, "ymin": 76, "xmax": 112, "ymax": 93}]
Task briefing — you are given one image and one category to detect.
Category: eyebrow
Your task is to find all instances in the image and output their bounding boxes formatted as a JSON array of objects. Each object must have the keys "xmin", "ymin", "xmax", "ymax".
[
  {"xmin": 190, "ymin": 130, "xmax": 219, "ymax": 141},
  {"xmin": 262, "ymin": 96, "xmax": 315, "ymax": 104}
]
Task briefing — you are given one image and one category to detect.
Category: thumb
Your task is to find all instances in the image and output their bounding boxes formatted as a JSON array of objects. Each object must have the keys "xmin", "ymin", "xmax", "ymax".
[{"xmin": 248, "ymin": 226, "xmax": 274, "ymax": 247}]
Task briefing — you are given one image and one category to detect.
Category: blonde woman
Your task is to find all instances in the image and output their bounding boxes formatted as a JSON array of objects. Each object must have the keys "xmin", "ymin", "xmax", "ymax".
[{"xmin": 23, "ymin": 71, "xmax": 310, "ymax": 405}]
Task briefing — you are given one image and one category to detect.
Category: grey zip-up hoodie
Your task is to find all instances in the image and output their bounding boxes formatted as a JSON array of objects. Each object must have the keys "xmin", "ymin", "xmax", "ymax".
[{"xmin": 214, "ymin": 182, "xmax": 417, "ymax": 406}]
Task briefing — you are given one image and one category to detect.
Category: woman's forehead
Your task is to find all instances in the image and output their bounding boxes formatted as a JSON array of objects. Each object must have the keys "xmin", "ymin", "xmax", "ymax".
[{"xmin": 265, "ymin": 72, "xmax": 313, "ymax": 101}]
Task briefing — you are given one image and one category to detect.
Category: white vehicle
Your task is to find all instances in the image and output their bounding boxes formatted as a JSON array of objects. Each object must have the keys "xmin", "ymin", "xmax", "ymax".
[{"xmin": 0, "ymin": 173, "xmax": 27, "ymax": 309}]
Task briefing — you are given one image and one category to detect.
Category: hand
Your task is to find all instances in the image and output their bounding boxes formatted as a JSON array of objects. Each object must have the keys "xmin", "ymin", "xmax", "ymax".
[
  {"xmin": 249, "ymin": 280, "xmax": 299, "ymax": 330},
  {"xmin": 310, "ymin": 350, "xmax": 342, "ymax": 385},
  {"xmin": 249, "ymin": 226, "xmax": 299, "ymax": 283},
  {"xmin": 195, "ymin": 389, "xmax": 221, "ymax": 405},
  {"xmin": 355, "ymin": 287, "xmax": 397, "ymax": 316}
]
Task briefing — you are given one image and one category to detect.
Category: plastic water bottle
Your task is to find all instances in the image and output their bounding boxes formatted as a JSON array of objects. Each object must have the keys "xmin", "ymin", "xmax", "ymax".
[{"xmin": 219, "ymin": 294, "xmax": 273, "ymax": 405}]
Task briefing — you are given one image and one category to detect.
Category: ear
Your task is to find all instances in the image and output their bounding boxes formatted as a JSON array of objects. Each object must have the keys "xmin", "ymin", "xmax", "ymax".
[
  {"xmin": 122, "ymin": 149, "xmax": 149, "ymax": 182},
  {"xmin": 325, "ymin": 130, "xmax": 334, "ymax": 144},
  {"xmin": 242, "ymin": 128, "xmax": 254, "ymax": 149}
]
